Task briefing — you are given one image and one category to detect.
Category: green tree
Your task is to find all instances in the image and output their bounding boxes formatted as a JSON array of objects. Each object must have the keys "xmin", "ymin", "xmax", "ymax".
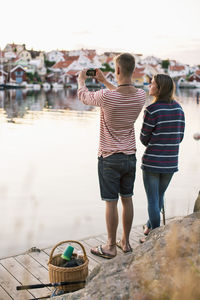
[
  {"xmin": 100, "ymin": 63, "xmax": 114, "ymax": 73},
  {"xmin": 44, "ymin": 60, "xmax": 56, "ymax": 68},
  {"xmin": 34, "ymin": 72, "xmax": 41, "ymax": 83},
  {"xmin": 26, "ymin": 72, "xmax": 41, "ymax": 83},
  {"xmin": 26, "ymin": 72, "xmax": 34, "ymax": 83},
  {"xmin": 161, "ymin": 60, "xmax": 170, "ymax": 70}
]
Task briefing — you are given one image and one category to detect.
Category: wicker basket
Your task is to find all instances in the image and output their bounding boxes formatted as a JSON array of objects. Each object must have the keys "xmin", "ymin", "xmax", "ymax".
[{"xmin": 48, "ymin": 240, "xmax": 89, "ymax": 292}]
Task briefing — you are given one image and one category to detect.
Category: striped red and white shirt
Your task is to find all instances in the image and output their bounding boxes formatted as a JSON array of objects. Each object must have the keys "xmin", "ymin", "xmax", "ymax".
[{"xmin": 78, "ymin": 86, "xmax": 146, "ymax": 157}]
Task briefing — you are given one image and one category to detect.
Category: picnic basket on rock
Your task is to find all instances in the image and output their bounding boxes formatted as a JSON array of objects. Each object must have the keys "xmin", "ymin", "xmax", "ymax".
[{"xmin": 48, "ymin": 240, "xmax": 89, "ymax": 293}]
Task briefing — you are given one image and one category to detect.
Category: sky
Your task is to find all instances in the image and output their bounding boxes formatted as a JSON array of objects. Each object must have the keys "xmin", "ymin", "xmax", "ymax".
[{"xmin": 0, "ymin": 0, "xmax": 200, "ymax": 65}]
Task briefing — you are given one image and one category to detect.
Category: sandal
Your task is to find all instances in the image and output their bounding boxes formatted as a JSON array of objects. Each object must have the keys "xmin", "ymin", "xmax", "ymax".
[
  {"xmin": 90, "ymin": 245, "xmax": 116, "ymax": 259},
  {"xmin": 116, "ymin": 240, "xmax": 132, "ymax": 253},
  {"xmin": 139, "ymin": 236, "xmax": 147, "ymax": 244},
  {"xmin": 143, "ymin": 224, "xmax": 151, "ymax": 236}
]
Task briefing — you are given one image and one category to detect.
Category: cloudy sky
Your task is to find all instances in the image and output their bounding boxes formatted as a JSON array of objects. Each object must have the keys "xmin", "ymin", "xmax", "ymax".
[{"xmin": 1, "ymin": 0, "xmax": 200, "ymax": 65}]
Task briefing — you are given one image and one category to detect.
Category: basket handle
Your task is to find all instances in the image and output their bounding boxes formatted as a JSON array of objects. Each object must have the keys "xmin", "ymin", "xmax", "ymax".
[{"xmin": 48, "ymin": 240, "xmax": 87, "ymax": 264}]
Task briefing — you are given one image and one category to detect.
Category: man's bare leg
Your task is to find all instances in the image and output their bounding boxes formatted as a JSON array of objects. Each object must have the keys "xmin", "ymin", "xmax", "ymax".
[
  {"xmin": 90, "ymin": 200, "xmax": 118, "ymax": 257},
  {"xmin": 120, "ymin": 196, "xmax": 133, "ymax": 251},
  {"xmin": 101, "ymin": 200, "xmax": 118, "ymax": 256}
]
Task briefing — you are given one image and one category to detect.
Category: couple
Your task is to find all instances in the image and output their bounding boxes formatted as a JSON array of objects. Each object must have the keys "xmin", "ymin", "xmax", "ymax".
[{"xmin": 78, "ymin": 53, "xmax": 185, "ymax": 259}]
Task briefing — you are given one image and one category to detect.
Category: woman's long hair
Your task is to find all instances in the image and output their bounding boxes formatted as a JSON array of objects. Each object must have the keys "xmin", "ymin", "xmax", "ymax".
[{"xmin": 153, "ymin": 74, "xmax": 175, "ymax": 103}]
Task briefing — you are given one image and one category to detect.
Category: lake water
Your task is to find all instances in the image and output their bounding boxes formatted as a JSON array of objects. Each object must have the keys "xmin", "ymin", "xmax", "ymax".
[{"xmin": 0, "ymin": 87, "xmax": 200, "ymax": 258}]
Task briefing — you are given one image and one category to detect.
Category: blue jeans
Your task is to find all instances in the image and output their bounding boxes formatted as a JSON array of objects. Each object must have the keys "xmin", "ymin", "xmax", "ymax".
[{"xmin": 143, "ymin": 171, "xmax": 174, "ymax": 229}]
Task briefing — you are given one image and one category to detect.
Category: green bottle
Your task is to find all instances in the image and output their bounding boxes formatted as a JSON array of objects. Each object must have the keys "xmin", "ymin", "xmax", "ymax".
[{"xmin": 61, "ymin": 245, "xmax": 74, "ymax": 261}]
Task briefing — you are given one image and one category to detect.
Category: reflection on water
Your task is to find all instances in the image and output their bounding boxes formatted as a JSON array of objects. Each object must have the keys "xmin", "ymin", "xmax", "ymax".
[
  {"xmin": 0, "ymin": 88, "xmax": 95, "ymax": 122},
  {"xmin": 0, "ymin": 87, "xmax": 199, "ymax": 258},
  {"xmin": 0, "ymin": 87, "xmax": 199, "ymax": 121},
  {"xmin": 176, "ymin": 87, "xmax": 200, "ymax": 104}
]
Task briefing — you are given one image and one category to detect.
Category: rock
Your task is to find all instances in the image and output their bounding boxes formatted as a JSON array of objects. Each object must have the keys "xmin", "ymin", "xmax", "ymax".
[
  {"xmin": 27, "ymin": 247, "xmax": 41, "ymax": 253},
  {"xmin": 53, "ymin": 213, "xmax": 200, "ymax": 300},
  {"xmin": 193, "ymin": 133, "xmax": 200, "ymax": 140},
  {"xmin": 193, "ymin": 191, "xmax": 200, "ymax": 212}
]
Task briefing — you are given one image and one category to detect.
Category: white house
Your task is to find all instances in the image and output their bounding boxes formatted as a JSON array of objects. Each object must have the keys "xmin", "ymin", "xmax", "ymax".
[
  {"xmin": 168, "ymin": 64, "xmax": 189, "ymax": 78},
  {"xmin": 45, "ymin": 50, "xmax": 65, "ymax": 63},
  {"xmin": 0, "ymin": 70, "xmax": 8, "ymax": 84},
  {"xmin": 64, "ymin": 53, "xmax": 100, "ymax": 72},
  {"xmin": 4, "ymin": 51, "xmax": 17, "ymax": 60},
  {"xmin": 142, "ymin": 64, "xmax": 159, "ymax": 78},
  {"xmin": 141, "ymin": 56, "xmax": 161, "ymax": 66},
  {"xmin": 4, "ymin": 43, "xmax": 25, "ymax": 54},
  {"xmin": 51, "ymin": 56, "xmax": 79, "ymax": 73},
  {"xmin": 18, "ymin": 50, "xmax": 32, "ymax": 61}
]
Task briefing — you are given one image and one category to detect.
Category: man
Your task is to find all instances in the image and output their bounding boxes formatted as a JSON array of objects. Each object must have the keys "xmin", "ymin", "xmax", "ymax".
[{"xmin": 78, "ymin": 53, "xmax": 146, "ymax": 258}]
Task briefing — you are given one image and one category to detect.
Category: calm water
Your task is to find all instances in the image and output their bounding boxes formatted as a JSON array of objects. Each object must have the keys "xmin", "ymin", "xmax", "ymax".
[{"xmin": 0, "ymin": 87, "xmax": 199, "ymax": 258}]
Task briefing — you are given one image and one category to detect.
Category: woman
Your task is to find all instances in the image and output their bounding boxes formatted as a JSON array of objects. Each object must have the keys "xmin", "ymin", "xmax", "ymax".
[{"xmin": 140, "ymin": 74, "xmax": 185, "ymax": 241}]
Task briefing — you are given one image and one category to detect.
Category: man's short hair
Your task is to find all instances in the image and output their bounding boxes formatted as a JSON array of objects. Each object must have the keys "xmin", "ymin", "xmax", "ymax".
[{"xmin": 115, "ymin": 53, "xmax": 135, "ymax": 77}]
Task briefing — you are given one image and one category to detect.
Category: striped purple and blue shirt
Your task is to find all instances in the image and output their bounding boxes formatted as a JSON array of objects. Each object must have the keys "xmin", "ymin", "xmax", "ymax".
[{"xmin": 140, "ymin": 100, "xmax": 185, "ymax": 173}]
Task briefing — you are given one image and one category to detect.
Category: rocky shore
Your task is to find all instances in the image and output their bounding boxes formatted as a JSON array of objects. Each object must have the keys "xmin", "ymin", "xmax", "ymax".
[{"xmin": 53, "ymin": 212, "xmax": 200, "ymax": 300}]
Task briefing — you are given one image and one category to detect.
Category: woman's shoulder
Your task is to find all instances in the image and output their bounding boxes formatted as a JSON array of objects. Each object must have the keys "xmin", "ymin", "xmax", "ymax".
[
  {"xmin": 171, "ymin": 99, "xmax": 183, "ymax": 108},
  {"xmin": 145, "ymin": 102, "xmax": 158, "ymax": 112},
  {"xmin": 147, "ymin": 100, "xmax": 183, "ymax": 111}
]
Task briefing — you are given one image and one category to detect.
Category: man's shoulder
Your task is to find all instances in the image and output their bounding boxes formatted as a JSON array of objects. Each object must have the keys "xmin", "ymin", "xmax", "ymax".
[
  {"xmin": 104, "ymin": 88, "xmax": 146, "ymax": 98},
  {"xmin": 136, "ymin": 88, "xmax": 146, "ymax": 95}
]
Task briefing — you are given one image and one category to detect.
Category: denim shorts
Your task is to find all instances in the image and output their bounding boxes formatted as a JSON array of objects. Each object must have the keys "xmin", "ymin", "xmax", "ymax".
[{"xmin": 98, "ymin": 153, "xmax": 136, "ymax": 201}]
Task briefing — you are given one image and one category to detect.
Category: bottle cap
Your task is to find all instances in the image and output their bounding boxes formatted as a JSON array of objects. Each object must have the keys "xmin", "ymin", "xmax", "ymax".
[{"xmin": 61, "ymin": 245, "xmax": 74, "ymax": 261}]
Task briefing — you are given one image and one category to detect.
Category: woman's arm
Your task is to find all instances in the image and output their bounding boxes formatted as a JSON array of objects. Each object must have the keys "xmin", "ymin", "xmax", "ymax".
[{"xmin": 140, "ymin": 108, "xmax": 155, "ymax": 146}]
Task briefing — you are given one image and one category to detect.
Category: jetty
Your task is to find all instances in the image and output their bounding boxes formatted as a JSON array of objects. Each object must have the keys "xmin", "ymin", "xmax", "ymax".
[{"xmin": 0, "ymin": 225, "xmax": 144, "ymax": 299}]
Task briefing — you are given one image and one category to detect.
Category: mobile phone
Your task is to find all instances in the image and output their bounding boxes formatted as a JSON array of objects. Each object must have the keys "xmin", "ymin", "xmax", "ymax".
[{"xmin": 86, "ymin": 69, "xmax": 96, "ymax": 76}]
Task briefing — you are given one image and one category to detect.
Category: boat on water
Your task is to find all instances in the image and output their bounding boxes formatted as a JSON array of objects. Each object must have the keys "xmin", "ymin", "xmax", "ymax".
[
  {"xmin": 4, "ymin": 82, "xmax": 22, "ymax": 89},
  {"xmin": 190, "ymin": 81, "xmax": 200, "ymax": 88},
  {"xmin": 42, "ymin": 82, "xmax": 51, "ymax": 91},
  {"xmin": 134, "ymin": 82, "xmax": 144, "ymax": 88},
  {"xmin": 85, "ymin": 82, "xmax": 100, "ymax": 89},
  {"xmin": 65, "ymin": 83, "xmax": 78, "ymax": 89},
  {"xmin": 52, "ymin": 82, "xmax": 64, "ymax": 90},
  {"xmin": 21, "ymin": 82, "xmax": 41, "ymax": 90},
  {"xmin": 32, "ymin": 84, "xmax": 41, "ymax": 90},
  {"xmin": 177, "ymin": 78, "xmax": 196, "ymax": 88}
]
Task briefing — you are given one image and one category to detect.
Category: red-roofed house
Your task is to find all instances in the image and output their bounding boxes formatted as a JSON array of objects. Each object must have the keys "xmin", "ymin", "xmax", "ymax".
[
  {"xmin": 10, "ymin": 65, "xmax": 27, "ymax": 83},
  {"xmin": 4, "ymin": 43, "xmax": 25, "ymax": 54},
  {"xmin": 106, "ymin": 56, "xmax": 115, "ymax": 69},
  {"xmin": 195, "ymin": 70, "xmax": 200, "ymax": 76},
  {"xmin": 51, "ymin": 56, "xmax": 79, "ymax": 72},
  {"xmin": 132, "ymin": 67, "xmax": 150, "ymax": 87},
  {"xmin": 66, "ymin": 54, "xmax": 98, "ymax": 71},
  {"xmin": 63, "ymin": 70, "xmax": 80, "ymax": 85},
  {"xmin": 170, "ymin": 65, "xmax": 185, "ymax": 72},
  {"xmin": 168, "ymin": 65, "xmax": 188, "ymax": 78},
  {"xmin": 104, "ymin": 71, "xmax": 115, "ymax": 82},
  {"xmin": 188, "ymin": 70, "xmax": 200, "ymax": 87}
]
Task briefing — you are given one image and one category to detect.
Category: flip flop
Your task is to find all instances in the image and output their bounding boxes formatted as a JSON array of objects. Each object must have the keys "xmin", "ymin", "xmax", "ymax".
[
  {"xmin": 90, "ymin": 245, "xmax": 116, "ymax": 259},
  {"xmin": 139, "ymin": 236, "xmax": 147, "ymax": 244},
  {"xmin": 116, "ymin": 240, "xmax": 133, "ymax": 253}
]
